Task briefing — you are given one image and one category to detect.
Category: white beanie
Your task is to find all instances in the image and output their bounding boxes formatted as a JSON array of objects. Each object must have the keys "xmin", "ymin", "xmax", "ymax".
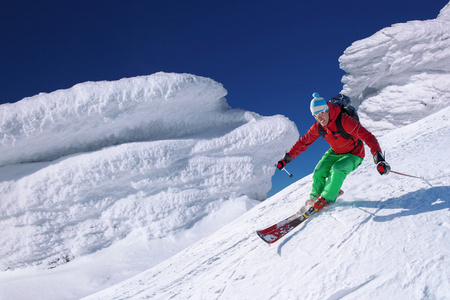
[{"xmin": 310, "ymin": 92, "xmax": 328, "ymax": 115}]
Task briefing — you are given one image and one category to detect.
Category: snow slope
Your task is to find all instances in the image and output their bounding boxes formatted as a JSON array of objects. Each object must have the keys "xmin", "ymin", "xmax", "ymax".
[
  {"xmin": 0, "ymin": 73, "xmax": 298, "ymax": 299},
  {"xmin": 85, "ymin": 105, "xmax": 450, "ymax": 300}
]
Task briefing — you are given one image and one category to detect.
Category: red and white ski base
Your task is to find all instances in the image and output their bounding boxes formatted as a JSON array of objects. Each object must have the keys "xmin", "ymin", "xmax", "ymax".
[
  {"xmin": 256, "ymin": 209, "xmax": 312, "ymax": 244},
  {"xmin": 256, "ymin": 190, "xmax": 344, "ymax": 244}
]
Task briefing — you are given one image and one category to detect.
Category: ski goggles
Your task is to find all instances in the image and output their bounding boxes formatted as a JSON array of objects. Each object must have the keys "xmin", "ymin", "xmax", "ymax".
[{"xmin": 313, "ymin": 110, "xmax": 328, "ymax": 118}]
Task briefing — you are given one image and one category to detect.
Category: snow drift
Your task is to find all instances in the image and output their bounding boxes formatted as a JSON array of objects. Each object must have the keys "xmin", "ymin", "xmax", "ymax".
[
  {"xmin": 0, "ymin": 72, "xmax": 262, "ymax": 166},
  {"xmin": 0, "ymin": 72, "xmax": 298, "ymax": 297},
  {"xmin": 340, "ymin": 2, "xmax": 450, "ymax": 135}
]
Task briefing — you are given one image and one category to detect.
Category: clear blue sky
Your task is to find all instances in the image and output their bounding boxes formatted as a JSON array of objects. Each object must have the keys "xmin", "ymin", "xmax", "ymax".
[{"xmin": 1, "ymin": 0, "xmax": 448, "ymax": 196}]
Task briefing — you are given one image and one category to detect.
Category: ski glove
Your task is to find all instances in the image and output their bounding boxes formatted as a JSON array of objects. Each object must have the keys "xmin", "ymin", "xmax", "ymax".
[
  {"xmin": 277, "ymin": 153, "xmax": 293, "ymax": 170},
  {"xmin": 373, "ymin": 152, "xmax": 391, "ymax": 175}
]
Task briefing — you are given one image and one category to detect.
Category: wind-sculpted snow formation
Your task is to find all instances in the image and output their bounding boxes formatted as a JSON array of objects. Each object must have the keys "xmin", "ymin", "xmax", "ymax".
[
  {"xmin": 340, "ymin": 3, "xmax": 450, "ymax": 135},
  {"xmin": 0, "ymin": 72, "xmax": 298, "ymax": 274},
  {"xmin": 1, "ymin": 72, "xmax": 259, "ymax": 166}
]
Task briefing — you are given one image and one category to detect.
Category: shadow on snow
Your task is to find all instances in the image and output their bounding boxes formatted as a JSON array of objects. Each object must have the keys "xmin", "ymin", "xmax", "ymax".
[
  {"xmin": 276, "ymin": 186, "xmax": 449, "ymax": 254},
  {"xmin": 345, "ymin": 186, "xmax": 450, "ymax": 222}
]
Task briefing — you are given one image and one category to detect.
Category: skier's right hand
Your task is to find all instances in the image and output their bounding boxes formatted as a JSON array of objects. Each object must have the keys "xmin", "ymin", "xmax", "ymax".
[
  {"xmin": 276, "ymin": 160, "xmax": 287, "ymax": 170},
  {"xmin": 276, "ymin": 153, "xmax": 292, "ymax": 170}
]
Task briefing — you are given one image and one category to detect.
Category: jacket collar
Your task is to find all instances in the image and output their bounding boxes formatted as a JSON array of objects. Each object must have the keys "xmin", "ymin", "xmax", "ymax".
[{"xmin": 327, "ymin": 102, "xmax": 341, "ymax": 124}]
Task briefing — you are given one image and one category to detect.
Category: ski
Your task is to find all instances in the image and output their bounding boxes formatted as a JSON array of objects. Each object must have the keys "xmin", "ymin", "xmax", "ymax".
[
  {"xmin": 256, "ymin": 190, "xmax": 344, "ymax": 244},
  {"xmin": 256, "ymin": 207, "xmax": 317, "ymax": 244}
]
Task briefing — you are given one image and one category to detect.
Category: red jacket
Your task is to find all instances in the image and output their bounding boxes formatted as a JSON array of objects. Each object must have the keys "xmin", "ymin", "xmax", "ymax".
[{"xmin": 288, "ymin": 102, "xmax": 382, "ymax": 159}]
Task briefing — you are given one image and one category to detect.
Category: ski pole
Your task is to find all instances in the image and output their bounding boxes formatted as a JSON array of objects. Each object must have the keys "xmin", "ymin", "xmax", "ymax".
[
  {"xmin": 282, "ymin": 167, "xmax": 294, "ymax": 178},
  {"xmin": 390, "ymin": 170, "xmax": 433, "ymax": 188},
  {"xmin": 274, "ymin": 163, "xmax": 293, "ymax": 178}
]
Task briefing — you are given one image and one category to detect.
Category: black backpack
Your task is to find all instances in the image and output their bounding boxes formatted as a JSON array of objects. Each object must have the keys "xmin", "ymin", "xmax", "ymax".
[{"xmin": 318, "ymin": 94, "xmax": 360, "ymax": 140}]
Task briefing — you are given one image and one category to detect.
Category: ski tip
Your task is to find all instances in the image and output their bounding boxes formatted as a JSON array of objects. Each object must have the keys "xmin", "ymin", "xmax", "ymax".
[{"xmin": 256, "ymin": 231, "xmax": 276, "ymax": 244}]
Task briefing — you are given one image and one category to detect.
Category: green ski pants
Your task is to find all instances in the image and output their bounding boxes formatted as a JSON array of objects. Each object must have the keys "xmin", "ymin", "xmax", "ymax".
[{"xmin": 310, "ymin": 149, "xmax": 363, "ymax": 203}]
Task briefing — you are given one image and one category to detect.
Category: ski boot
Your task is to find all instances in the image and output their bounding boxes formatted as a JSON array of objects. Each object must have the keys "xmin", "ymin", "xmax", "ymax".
[
  {"xmin": 299, "ymin": 190, "xmax": 344, "ymax": 214},
  {"xmin": 313, "ymin": 196, "xmax": 328, "ymax": 210}
]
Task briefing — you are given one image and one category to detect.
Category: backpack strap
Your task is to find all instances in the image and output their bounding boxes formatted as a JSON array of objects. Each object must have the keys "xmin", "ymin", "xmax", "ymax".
[
  {"xmin": 318, "ymin": 124, "xmax": 326, "ymax": 137},
  {"xmin": 349, "ymin": 139, "xmax": 363, "ymax": 154},
  {"xmin": 318, "ymin": 111, "xmax": 347, "ymax": 138},
  {"xmin": 335, "ymin": 112, "xmax": 352, "ymax": 139},
  {"xmin": 318, "ymin": 111, "xmax": 362, "ymax": 153}
]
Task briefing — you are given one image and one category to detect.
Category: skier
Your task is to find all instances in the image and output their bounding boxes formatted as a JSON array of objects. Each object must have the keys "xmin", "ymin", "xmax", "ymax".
[{"xmin": 277, "ymin": 93, "xmax": 390, "ymax": 211}]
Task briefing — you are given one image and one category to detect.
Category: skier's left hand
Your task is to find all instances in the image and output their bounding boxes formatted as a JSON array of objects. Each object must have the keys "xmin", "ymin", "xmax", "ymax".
[
  {"xmin": 373, "ymin": 151, "xmax": 390, "ymax": 175},
  {"xmin": 377, "ymin": 161, "xmax": 391, "ymax": 175}
]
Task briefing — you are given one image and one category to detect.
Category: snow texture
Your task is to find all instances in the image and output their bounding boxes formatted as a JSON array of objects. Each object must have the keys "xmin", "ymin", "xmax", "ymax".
[
  {"xmin": 1, "ymin": 2, "xmax": 450, "ymax": 300},
  {"xmin": 0, "ymin": 73, "xmax": 298, "ymax": 299},
  {"xmin": 340, "ymin": 2, "xmax": 450, "ymax": 136},
  {"xmin": 85, "ymin": 107, "xmax": 450, "ymax": 299}
]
